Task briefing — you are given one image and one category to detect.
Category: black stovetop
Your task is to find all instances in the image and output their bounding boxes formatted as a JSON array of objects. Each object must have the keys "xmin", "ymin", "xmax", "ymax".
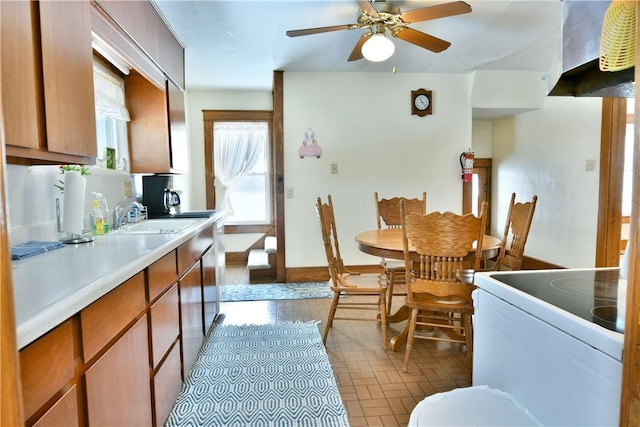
[{"xmin": 490, "ymin": 269, "xmax": 623, "ymax": 333}]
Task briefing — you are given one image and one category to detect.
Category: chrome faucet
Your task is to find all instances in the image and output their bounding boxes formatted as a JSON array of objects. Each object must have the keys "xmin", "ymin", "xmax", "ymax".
[{"xmin": 113, "ymin": 198, "xmax": 144, "ymax": 230}]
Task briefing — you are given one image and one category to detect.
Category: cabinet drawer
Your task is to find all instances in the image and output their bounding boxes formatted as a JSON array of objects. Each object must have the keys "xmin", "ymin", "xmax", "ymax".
[
  {"xmin": 81, "ymin": 272, "xmax": 145, "ymax": 361},
  {"xmin": 148, "ymin": 250, "xmax": 177, "ymax": 302},
  {"xmin": 150, "ymin": 283, "xmax": 179, "ymax": 368},
  {"xmin": 20, "ymin": 320, "xmax": 75, "ymax": 421},
  {"xmin": 178, "ymin": 227, "xmax": 213, "ymax": 274},
  {"xmin": 32, "ymin": 385, "xmax": 79, "ymax": 427},
  {"xmin": 153, "ymin": 342, "xmax": 182, "ymax": 427}
]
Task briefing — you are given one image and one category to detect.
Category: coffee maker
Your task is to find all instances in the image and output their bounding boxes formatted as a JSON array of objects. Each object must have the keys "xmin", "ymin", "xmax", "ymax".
[{"xmin": 142, "ymin": 175, "xmax": 180, "ymax": 218}]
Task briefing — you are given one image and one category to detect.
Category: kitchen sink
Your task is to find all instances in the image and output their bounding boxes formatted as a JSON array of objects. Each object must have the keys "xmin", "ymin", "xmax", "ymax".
[{"xmin": 109, "ymin": 218, "xmax": 201, "ymax": 235}]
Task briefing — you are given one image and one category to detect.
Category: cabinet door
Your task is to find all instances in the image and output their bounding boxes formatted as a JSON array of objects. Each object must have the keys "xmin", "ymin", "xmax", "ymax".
[
  {"xmin": 0, "ymin": 1, "xmax": 43, "ymax": 151},
  {"xmin": 153, "ymin": 342, "xmax": 182, "ymax": 427},
  {"xmin": 85, "ymin": 315, "xmax": 152, "ymax": 426},
  {"xmin": 202, "ymin": 246, "xmax": 219, "ymax": 329},
  {"xmin": 39, "ymin": 0, "xmax": 96, "ymax": 158},
  {"xmin": 126, "ymin": 73, "xmax": 171, "ymax": 173},
  {"xmin": 180, "ymin": 262, "xmax": 204, "ymax": 374},
  {"xmin": 168, "ymin": 80, "xmax": 188, "ymax": 173}
]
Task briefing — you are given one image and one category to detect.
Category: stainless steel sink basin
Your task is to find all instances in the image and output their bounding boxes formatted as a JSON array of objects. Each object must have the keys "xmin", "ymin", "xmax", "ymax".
[{"xmin": 109, "ymin": 218, "xmax": 200, "ymax": 235}]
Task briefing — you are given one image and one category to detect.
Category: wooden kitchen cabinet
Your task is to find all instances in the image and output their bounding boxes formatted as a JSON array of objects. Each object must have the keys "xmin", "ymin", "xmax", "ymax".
[
  {"xmin": 3, "ymin": 0, "xmax": 96, "ymax": 165},
  {"xmin": 126, "ymin": 73, "xmax": 188, "ymax": 174},
  {"xmin": 85, "ymin": 316, "xmax": 153, "ymax": 426},
  {"xmin": 16, "ymin": 218, "xmax": 224, "ymax": 427}
]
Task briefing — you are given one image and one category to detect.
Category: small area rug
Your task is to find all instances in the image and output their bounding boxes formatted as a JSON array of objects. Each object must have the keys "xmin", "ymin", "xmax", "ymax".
[
  {"xmin": 165, "ymin": 322, "xmax": 350, "ymax": 427},
  {"xmin": 220, "ymin": 282, "xmax": 333, "ymax": 302}
]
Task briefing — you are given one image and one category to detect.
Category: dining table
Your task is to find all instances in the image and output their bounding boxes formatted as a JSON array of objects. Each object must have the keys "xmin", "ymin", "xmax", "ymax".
[{"xmin": 354, "ymin": 228, "xmax": 502, "ymax": 351}]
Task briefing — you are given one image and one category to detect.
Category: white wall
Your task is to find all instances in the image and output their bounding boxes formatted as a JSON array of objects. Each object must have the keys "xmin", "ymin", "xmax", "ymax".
[
  {"xmin": 283, "ymin": 72, "xmax": 472, "ymax": 268},
  {"xmin": 491, "ymin": 96, "xmax": 602, "ymax": 268}
]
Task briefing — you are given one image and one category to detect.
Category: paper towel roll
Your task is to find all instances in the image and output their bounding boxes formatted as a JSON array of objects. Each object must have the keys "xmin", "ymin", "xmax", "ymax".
[{"xmin": 62, "ymin": 171, "xmax": 86, "ymax": 235}]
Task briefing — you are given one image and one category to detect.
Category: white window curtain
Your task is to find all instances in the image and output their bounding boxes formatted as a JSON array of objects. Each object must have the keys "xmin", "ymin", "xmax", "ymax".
[{"xmin": 213, "ymin": 122, "xmax": 266, "ymax": 215}]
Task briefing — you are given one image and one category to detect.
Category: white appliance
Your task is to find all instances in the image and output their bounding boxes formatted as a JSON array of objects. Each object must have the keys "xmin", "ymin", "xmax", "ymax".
[{"xmin": 473, "ymin": 268, "xmax": 623, "ymax": 426}]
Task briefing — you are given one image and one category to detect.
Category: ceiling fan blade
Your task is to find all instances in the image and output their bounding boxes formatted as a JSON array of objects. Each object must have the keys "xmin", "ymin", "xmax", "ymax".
[
  {"xmin": 400, "ymin": 1, "xmax": 471, "ymax": 24},
  {"xmin": 393, "ymin": 27, "xmax": 451, "ymax": 53},
  {"xmin": 286, "ymin": 24, "xmax": 353, "ymax": 37},
  {"xmin": 354, "ymin": 0, "xmax": 379, "ymax": 18},
  {"xmin": 348, "ymin": 33, "xmax": 370, "ymax": 61}
]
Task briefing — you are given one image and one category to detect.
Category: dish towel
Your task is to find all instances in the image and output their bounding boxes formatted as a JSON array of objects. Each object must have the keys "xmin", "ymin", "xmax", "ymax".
[{"xmin": 11, "ymin": 241, "xmax": 65, "ymax": 260}]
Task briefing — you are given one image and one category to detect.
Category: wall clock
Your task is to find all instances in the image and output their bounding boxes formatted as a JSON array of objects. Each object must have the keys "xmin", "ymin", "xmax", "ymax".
[{"xmin": 411, "ymin": 89, "xmax": 433, "ymax": 116}]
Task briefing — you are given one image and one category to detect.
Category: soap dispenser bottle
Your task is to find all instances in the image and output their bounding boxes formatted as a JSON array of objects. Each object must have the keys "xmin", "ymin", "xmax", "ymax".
[{"xmin": 91, "ymin": 192, "xmax": 108, "ymax": 235}]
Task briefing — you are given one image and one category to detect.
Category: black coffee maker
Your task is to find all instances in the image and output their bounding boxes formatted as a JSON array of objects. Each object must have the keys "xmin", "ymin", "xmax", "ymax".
[{"xmin": 142, "ymin": 175, "xmax": 180, "ymax": 218}]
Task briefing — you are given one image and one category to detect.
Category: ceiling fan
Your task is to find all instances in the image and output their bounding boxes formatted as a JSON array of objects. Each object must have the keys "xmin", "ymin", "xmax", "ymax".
[{"xmin": 286, "ymin": 0, "xmax": 472, "ymax": 62}]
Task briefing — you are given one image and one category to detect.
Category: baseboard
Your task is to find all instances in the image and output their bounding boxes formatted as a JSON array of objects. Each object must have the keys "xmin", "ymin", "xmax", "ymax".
[{"xmin": 285, "ymin": 265, "xmax": 383, "ymax": 282}]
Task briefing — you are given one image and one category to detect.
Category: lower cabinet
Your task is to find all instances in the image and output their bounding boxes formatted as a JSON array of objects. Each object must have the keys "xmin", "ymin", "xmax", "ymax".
[
  {"xmin": 18, "ymin": 221, "xmax": 224, "ymax": 426},
  {"xmin": 179, "ymin": 261, "xmax": 204, "ymax": 374},
  {"xmin": 85, "ymin": 316, "xmax": 152, "ymax": 426}
]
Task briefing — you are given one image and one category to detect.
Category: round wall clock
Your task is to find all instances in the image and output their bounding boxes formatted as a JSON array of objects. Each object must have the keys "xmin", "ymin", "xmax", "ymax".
[{"xmin": 411, "ymin": 89, "xmax": 433, "ymax": 116}]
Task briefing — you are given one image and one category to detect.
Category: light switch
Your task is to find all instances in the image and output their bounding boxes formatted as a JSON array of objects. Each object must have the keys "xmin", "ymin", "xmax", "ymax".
[
  {"xmin": 287, "ymin": 187, "xmax": 294, "ymax": 198},
  {"xmin": 331, "ymin": 163, "xmax": 338, "ymax": 174},
  {"xmin": 585, "ymin": 159, "xmax": 596, "ymax": 171}
]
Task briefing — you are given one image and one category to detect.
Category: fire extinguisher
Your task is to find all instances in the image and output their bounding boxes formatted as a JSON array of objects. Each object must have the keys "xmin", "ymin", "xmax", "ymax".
[{"xmin": 460, "ymin": 150, "xmax": 474, "ymax": 183}]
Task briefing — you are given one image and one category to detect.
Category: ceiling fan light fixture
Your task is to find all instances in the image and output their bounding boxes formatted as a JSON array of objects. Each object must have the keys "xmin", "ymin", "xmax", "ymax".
[{"xmin": 362, "ymin": 33, "xmax": 395, "ymax": 62}]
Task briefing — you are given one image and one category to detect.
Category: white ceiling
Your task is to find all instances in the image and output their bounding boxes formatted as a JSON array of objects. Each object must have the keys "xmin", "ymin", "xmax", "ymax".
[{"xmin": 153, "ymin": 0, "xmax": 565, "ymax": 92}]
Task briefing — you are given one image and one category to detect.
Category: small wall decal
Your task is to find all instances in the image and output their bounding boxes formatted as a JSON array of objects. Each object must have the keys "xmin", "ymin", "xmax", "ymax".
[{"xmin": 298, "ymin": 128, "xmax": 322, "ymax": 159}]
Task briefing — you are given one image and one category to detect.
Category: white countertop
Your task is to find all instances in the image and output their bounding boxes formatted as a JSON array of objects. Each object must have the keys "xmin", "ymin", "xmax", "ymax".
[{"xmin": 11, "ymin": 214, "xmax": 223, "ymax": 349}]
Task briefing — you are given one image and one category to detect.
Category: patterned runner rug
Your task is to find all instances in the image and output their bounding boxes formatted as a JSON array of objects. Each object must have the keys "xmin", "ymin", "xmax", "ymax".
[
  {"xmin": 220, "ymin": 282, "xmax": 332, "ymax": 302},
  {"xmin": 165, "ymin": 322, "xmax": 350, "ymax": 427}
]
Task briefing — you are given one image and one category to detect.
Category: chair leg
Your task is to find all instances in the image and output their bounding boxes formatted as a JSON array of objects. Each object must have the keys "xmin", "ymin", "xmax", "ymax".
[
  {"xmin": 323, "ymin": 292, "xmax": 341, "ymax": 344},
  {"xmin": 386, "ymin": 270, "xmax": 394, "ymax": 314},
  {"xmin": 403, "ymin": 308, "xmax": 419, "ymax": 373},
  {"xmin": 379, "ymin": 291, "xmax": 388, "ymax": 350}
]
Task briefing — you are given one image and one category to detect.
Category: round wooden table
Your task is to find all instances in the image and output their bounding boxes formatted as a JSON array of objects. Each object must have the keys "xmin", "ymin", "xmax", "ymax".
[{"xmin": 355, "ymin": 228, "xmax": 502, "ymax": 351}]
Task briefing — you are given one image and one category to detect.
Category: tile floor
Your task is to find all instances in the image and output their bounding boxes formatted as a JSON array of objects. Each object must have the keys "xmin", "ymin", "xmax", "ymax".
[{"xmin": 219, "ymin": 264, "xmax": 472, "ymax": 427}]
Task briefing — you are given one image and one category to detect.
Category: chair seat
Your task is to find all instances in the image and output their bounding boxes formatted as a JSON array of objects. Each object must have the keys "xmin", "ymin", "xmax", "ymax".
[
  {"xmin": 406, "ymin": 292, "xmax": 472, "ymax": 309},
  {"xmin": 332, "ymin": 273, "xmax": 386, "ymax": 293}
]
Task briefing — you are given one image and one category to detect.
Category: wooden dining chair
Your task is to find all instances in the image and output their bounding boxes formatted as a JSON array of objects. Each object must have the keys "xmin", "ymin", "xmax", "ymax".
[
  {"xmin": 494, "ymin": 193, "xmax": 537, "ymax": 271},
  {"xmin": 374, "ymin": 192, "xmax": 427, "ymax": 314},
  {"xmin": 400, "ymin": 200, "xmax": 487, "ymax": 373},
  {"xmin": 317, "ymin": 195, "xmax": 388, "ymax": 349}
]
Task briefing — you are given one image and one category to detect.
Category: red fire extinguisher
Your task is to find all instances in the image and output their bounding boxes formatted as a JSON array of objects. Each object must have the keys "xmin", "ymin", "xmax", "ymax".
[{"xmin": 460, "ymin": 150, "xmax": 474, "ymax": 183}]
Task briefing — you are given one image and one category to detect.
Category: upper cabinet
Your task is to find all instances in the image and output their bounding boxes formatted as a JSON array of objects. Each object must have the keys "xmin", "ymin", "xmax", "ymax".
[
  {"xmin": 93, "ymin": 0, "xmax": 184, "ymax": 90},
  {"xmin": 2, "ymin": 0, "xmax": 97, "ymax": 165},
  {"xmin": 92, "ymin": 0, "xmax": 187, "ymax": 174}
]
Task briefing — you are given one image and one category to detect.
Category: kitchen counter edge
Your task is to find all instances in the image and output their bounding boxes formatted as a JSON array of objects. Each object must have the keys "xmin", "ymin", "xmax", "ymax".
[{"xmin": 11, "ymin": 213, "xmax": 224, "ymax": 349}]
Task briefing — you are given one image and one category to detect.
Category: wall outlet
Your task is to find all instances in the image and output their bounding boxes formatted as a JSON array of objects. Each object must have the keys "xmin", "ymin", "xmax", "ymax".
[
  {"xmin": 286, "ymin": 187, "xmax": 294, "ymax": 198},
  {"xmin": 331, "ymin": 163, "xmax": 338, "ymax": 174},
  {"xmin": 585, "ymin": 159, "xmax": 596, "ymax": 171}
]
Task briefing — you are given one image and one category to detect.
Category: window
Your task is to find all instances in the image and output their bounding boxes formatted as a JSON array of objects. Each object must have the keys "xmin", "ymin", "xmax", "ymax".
[
  {"xmin": 93, "ymin": 58, "xmax": 130, "ymax": 171},
  {"xmin": 213, "ymin": 122, "xmax": 271, "ymax": 224}
]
